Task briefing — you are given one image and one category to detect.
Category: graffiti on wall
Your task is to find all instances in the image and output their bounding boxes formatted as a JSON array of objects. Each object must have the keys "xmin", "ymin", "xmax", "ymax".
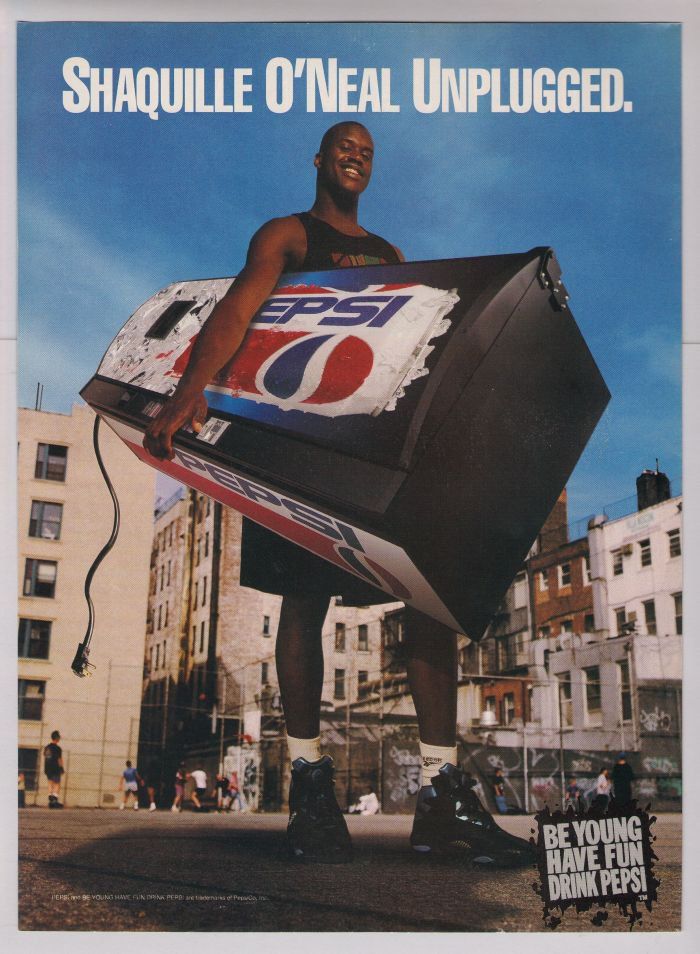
[
  {"xmin": 386, "ymin": 745, "xmax": 421, "ymax": 805},
  {"xmin": 639, "ymin": 706, "xmax": 672, "ymax": 734}
]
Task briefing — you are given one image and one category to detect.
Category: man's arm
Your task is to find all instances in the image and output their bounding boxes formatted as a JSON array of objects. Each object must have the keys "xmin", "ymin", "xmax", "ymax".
[{"xmin": 143, "ymin": 216, "xmax": 305, "ymax": 460}]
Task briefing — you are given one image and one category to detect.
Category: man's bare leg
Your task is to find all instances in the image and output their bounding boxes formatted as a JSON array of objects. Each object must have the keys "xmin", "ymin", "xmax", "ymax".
[
  {"xmin": 404, "ymin": 606, "xmax": 458, "ymax": 747},
  {"xmin": 275, "ymin": 593, "xmax": 330, "ymax": 740}
]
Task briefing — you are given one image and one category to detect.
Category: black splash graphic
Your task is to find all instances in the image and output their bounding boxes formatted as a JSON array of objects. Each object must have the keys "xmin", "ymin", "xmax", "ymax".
[{"xmin": 532, "ymin": 800, "xmax": 659, "ymax": 929}]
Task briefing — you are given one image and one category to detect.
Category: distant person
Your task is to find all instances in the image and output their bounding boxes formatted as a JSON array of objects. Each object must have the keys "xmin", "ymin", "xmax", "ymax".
[
  {"xmin": 226, "ymin": 771, "xmax": 246, "ymax": 813},
  {"xmin": 18, "ymin": 772, "xmax": 26, "ymax": 809},
  {"xmin": 591, "ymin": 767, "xmax": 611, "ymax": 811},
  {"xmin": 215, "ymin": 772, "xmax": 229, "ymax": 812},
  {"xmin": 611, "ymin": 754, "xmax": 635, "ymax": 806},
  {"xmin": 43, "ymin": 730, "xmax": 64, "ymax": 808},
  {"xmin": 171, "ymin": 762, "xmax": 186, "ymax": 813},
  {"xmin": 493, "ymin": 769, "xmax": 508, "ymax": 815},
  {"xmin": 119, "ymin": 760, "xmax": 141, "ymax": 810},
  {"xmin": 565, "ymin": 777, "xmax": 583, "ymax": 813},
  {"xmin": 190, "ymin": 767, "xmax": 208, "ymax": 811}
]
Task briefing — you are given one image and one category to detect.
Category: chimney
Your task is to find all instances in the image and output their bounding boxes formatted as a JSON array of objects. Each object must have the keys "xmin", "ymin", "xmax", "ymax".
[{"xmin": 636, "ymin": 464, "xmax": 670, "ymax": 511}]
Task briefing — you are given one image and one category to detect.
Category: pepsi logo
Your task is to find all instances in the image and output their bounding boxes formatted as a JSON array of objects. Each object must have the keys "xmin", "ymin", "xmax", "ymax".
[{"xmin": 257, "ymin": 333, "xmax": 373, "ymax": 405}]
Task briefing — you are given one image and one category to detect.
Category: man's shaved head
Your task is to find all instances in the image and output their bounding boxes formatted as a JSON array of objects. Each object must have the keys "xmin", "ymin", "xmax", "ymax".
[{"xmin": 318, "ymin": 122, "xmax": 372, "ymax": 155}]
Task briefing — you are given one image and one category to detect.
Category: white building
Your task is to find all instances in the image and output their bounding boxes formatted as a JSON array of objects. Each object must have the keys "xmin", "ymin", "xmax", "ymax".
[{"xmin": 18, "ymin": 405, "xmax": 155, "ymax": 807}]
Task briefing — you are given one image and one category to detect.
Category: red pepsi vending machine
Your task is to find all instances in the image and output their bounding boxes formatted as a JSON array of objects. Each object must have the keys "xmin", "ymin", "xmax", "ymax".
[{"xmin": 81, "ymin": 248, "xmax": 609, "ymax": 639}]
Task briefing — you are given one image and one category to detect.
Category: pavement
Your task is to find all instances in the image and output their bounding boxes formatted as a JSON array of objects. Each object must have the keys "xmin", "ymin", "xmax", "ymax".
[{"xmin": 19, "ymin": 807, "xmax": 681, "ymax": 932}]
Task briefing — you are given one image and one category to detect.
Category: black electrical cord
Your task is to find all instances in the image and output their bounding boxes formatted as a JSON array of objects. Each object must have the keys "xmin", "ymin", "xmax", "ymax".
[{"xmin": 72, "ymin": 415, "xmax": 121, "ymax": 676}]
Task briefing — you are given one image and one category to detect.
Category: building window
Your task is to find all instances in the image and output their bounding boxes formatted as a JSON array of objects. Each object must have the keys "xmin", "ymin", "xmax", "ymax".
[
  {"xmin": 538, "ymin": 625, "xmax": 551, "ymax": 639},
  {"xmin": 157, "ymin": 605, "xmax": 162, "ymax": 630},
  {"xmin": 502, "ymin": 693, "xmax": 515, "ymax": 726},
  {"xmin": 18, "ymin": 679, "xmax": 45, "ymax": 720},
  {"xmin": 162, "ymin": 639, "xmax": 167, "ymax": 668},
  {"xmin": 618, "ymin": 659, "xmax": 632, "ymax": 723},
  {"xmin": 335, "ymin": 623, "xmax": 346, "ymax": 652},
  {"xmin": 164, "ymin": 602, "xmax": 169, "ymax": 627},
  {"xmin": 615, "ymin": 607, "xmax": 627, "ymax": 635},
  {"xmin": 261, "ymin": 661, "xmax": 269, "ymax": 684},
  {"xmin": 558, "ymin": 563, "xmax": 571, "ymax": 588},
  {"xmin": 262, "ymin": 615, "xmax": 271, "ymax": 637},
  {"xmin": 357, "ymin": 624, "xmax": 369, "ymax": 652},
  {"xmin": 558, "ymin": 674, "xmax": 573, "ymax": 728},
  {"xmin": 583, "ymin": 665, "xmax": 602, "ymax": 726},
  {"xmin": 206, "ymin": 497, "xmax": 211, "ymax": 517},
  {"xmin": 484, "ymin": 695, "xmax": 497, "ymax": 714},
  {"xmin": 194, "ymin": 581, "xmax": 198, "ymax": 606},
  {"xmin": 191, "ymin": 625, "xmax": 196, "ymax": 654},
  {"xmin": 584, "ymin": 613, "xmax": 595, "ymax": 633},
  {"xmin": 643, "ymin": 599, "xmax": 657, "ymax": 636},
  {"xmin": 202, "ymin": 576, "xmax": 207, "ymax": 606},
  {"xmin": 205, "ymin": 532, "xmax": 210, "ymax": 557},
  {"xmin": 199, "ymin": 620, "xmax": 206, "ymax": 653},
  {"xmin": 538, "ymin": 570, "xmax": 549, "ymax": 591},
  {"xmin": 19, "ymin": 748, "xmax": 40, "ymax": 791},
  {"xmin": 672, "ymin": 592, "xmax": 682, "ymax": 635},
  {"xmin": 513, "ymin": 570, "xmax": 528, "ymax": 608},
  {"xmin": 159, "ymin": 565, "xmax": 164, "ymax": 591},
  {"xmin": 196, "ymin": 539, "xmax": 201, "ymax": 567},
  {"xmin": 668, "ymin": 528, "xmax": 681, "ymax": 558},
  {"xmin": 560, "ymin": 619, "xmax": 573, "ymax": 634},
  {"xmin": 34, "ymin": 443, "xmax": 68, "ymax": 481},
  {"xmin": 639, "ymin": 538, "xmax": 652, "ymax": 568},
  {"xmin": 155, "ymin": 643, "xmax": 160, "ymax": 668},
  {"xmin": 334, "ymin": 668, "xmax": 346, "ymax": 700},
  {"xmin": 167, "ymin": 561, "xmax": 171, "ymax": 586},
  {"xmin": 28, "ymin": 501, "xmax": 63, "ymax": 540},
  {"xmin": 583, "ymin": 554, "xmax": 592, "ymax": 584},
  {"xmin": 23, "ymin": 559, "xmax": 57, "ymax": 598},
  {"xmin": 612, "ymin": 550, "xmax": 624, "ymax": 576},
  {"xmin": 18, "ymin": 618, "xmax": 51, "ymax": 659},
  {"xmin": 358, "ymin": 670, "xmax": 370, "ymax": 700}
]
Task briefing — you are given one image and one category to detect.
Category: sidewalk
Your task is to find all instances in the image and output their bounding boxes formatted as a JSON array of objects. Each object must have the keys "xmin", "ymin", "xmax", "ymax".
[{"xmin": 19, "ymin": 808, "xmax": 681, "ymax": 932}]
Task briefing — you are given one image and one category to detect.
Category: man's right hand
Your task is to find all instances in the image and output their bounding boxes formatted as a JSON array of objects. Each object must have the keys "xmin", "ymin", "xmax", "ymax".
[{"xmin": 143, "ymin": 391, "xmax": 208, "ymax": 460}]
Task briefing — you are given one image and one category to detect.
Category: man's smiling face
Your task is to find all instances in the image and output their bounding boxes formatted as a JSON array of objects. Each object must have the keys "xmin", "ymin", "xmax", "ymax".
[{"xmin": 315, "ymin": 123, "xmax": 374, "ymax": 196}]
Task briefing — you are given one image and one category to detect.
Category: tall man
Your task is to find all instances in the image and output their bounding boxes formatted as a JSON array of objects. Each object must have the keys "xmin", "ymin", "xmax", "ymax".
[{"xmin": 144, "ymin": 122, "xmax": 532, "ymax": 866}]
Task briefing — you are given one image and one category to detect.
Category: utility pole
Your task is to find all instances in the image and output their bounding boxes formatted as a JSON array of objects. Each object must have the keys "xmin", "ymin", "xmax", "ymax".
[
  {"xmin": 378, "ymin": 619, "xmax": 386, "ymax": 809},
  {"xmin": 97, "ymin": 659, "xmax": 112, "ymax": 807}
]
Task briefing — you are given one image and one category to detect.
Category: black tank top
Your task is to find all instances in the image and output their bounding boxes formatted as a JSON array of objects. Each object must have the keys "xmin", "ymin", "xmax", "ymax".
[{"xmin": 291, "ymin": 211, "xmax": 400, "ymax": 271}]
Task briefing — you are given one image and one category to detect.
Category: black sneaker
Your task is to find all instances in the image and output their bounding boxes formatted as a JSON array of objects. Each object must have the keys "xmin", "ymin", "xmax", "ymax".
[
  {"xmin": 287, "ymin": 756, "xmax": 352, "ymax": 862},
  {"xmin": 410, "ymin": 763, "xmax": 534, "ymax": 867}
]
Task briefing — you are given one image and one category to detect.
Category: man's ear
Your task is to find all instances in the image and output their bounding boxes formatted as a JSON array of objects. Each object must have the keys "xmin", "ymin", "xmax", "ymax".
[{"xmin": 314, "ymin": 152, "xmax": 322, "ymax": 169}]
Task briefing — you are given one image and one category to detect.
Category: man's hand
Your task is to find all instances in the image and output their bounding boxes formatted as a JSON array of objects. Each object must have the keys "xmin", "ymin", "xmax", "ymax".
[{"xmin": 143, "ymin": 391, "xmax": 208, "ymax": 460}]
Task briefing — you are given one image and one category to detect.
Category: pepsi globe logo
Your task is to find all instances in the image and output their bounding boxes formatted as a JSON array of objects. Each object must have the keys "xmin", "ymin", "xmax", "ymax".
[{"xmin": 256, "ymin": 332, "xmax": 374, "ymax": 406}]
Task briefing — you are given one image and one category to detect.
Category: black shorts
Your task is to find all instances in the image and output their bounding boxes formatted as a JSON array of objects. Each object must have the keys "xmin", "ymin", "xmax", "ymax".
[
  {"xmin": 240, "ymin": 519, "xmax": 388, "ymax": 606},
  {"xmin": 45, "ymin": 772, "xmax": 62, "ymax": 784}
]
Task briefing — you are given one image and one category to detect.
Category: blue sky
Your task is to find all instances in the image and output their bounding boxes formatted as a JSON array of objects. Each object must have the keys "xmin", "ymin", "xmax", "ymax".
[{"xmin": 17, "ymin": 22, "xmax": 681, "ymax": 522}]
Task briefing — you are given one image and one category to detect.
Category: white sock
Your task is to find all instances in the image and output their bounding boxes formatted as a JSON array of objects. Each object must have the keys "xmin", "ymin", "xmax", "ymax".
[
  {"xmin": 419, "ymin": 741, "xmax": 458, "ymax": 787},
  {"xmin": 287, "ymin": 734, "xmax": 322, "ymax": 764}
]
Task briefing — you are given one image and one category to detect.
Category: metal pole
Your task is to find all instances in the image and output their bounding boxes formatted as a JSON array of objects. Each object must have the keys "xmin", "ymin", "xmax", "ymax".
[
  {"xmin": 522, "ymin": 723, "xmax": 529, "ymax": 814},
  {"xmin": 161, "ymin": 676, "xmax": 170, "ymax": 755},
  {"xmin": 218, "ymin": 671, "xmax": 227, "ymax": 773},
  {"xmin": 557, "ymin": 675, "xmax": 566, "ymax": 811},
  {"xmin": 378, "ymin": 621, "xmax": 385, "ymax": 810},
  {"xmin": 345, "ymin": 662, "xmax": 352, "ymax": 810},
  {"xmin": 97, "ymin": 659, "xmax": 112, "ymax": 807}
]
